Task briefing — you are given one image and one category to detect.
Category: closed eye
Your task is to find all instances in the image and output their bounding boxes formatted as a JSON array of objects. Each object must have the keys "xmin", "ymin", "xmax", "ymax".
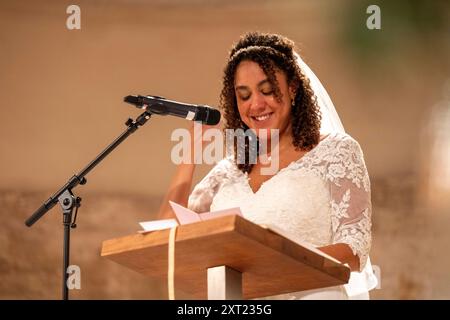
[{"xmin": 239, "ymin": 95, "xmax": 250, "ymax": 101}]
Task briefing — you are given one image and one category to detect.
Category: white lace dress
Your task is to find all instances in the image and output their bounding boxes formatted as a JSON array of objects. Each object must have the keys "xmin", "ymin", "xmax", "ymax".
[{"xmin": 188, "ymin": 132, "xmax": 378, "ymax": 299}]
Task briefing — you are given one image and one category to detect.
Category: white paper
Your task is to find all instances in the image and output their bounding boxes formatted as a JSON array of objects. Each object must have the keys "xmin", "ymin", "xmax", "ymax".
[
  {"xmin": 169, "ymin": 201, "xmax": 242, "ymax": 224},
  {"xmin": 168, "ymin": 201, "xmax": 202, "ymax": 224},
  {"xmin": 138, "ymin": 218, "xmax": 178, "ymax": 233},
  {"xmin": 138, "ymin": 202, "xmax": 243, "ymax": 234}
]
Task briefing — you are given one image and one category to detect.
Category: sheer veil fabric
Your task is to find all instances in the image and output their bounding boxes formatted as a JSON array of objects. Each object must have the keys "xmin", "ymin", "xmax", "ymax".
[{"xmin": 294, "ymin": 53, "xmax": 345, "ymax": 135}]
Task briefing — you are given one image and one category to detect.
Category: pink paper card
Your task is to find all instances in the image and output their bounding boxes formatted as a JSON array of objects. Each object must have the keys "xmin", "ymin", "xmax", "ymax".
[
  {"xmin": 169, "ymin": 201, "xmax": 201, "ymax": 224},
  {"xmin": 169, "ymin": 201, "xmax": 242, "ymax": 225},
  {"xmin": 199, "ymin": 207, "xmax": 242, "ymax": 220}
]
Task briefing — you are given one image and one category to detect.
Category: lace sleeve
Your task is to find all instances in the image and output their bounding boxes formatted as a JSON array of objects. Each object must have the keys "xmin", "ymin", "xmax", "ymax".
[
  {"xmin": 328, "ymin": 136, "xmax": 372, "ymax": 271},
  {"xmin": 187, "ymin": 159, "xmax": 231, "ymax": 213}
]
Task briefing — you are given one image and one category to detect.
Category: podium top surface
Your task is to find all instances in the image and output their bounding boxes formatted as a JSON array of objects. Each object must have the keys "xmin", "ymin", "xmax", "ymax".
[{"xmin": 101, "ymin": 215, "xmax": 350, "ymax": 299}]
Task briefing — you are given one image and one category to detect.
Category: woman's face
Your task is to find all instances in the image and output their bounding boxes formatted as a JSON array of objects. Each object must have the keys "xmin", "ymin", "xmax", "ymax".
[{"xmin": 234, "ymin": 60, "xmax": 295, "ymax": 138}]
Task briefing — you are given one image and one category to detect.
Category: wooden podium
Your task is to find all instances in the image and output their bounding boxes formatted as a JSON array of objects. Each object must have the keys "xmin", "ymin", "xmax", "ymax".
[{"xmin": 101, "ymin": 215, "xmax": 350, "ymax": 299}]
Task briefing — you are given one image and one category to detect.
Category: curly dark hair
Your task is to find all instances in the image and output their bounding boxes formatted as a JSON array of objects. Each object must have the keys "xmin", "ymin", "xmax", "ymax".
[{"xmin": 220, "ymin": 31, "xmax": 321, "ymax": 173}]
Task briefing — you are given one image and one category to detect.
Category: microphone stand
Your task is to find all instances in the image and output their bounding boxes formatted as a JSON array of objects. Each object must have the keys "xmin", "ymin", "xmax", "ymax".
[{"xmin": 25, "ymin": 111, "xmax": 152, "ymax": 300}]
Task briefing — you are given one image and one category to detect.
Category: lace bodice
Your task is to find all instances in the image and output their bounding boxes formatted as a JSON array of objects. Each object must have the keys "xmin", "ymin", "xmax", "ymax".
[{"xmin": 188, "ymin": 132, "xmax": 372, "ymax": 274}]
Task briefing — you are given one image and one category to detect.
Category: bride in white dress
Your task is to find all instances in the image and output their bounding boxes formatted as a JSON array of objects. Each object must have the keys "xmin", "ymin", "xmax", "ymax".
[{"xmin": 158, "ymin": 32, "xmax": 377, "ymax": 299}]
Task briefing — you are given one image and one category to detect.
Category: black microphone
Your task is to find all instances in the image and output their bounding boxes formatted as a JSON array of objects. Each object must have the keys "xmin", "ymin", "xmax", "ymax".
[{"xmin": 124, "ymin": 95, "xmax": 221, "ymax": 125}]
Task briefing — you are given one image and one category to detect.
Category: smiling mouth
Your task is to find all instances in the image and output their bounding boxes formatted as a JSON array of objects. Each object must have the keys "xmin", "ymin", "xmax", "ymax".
[{"xmin": 251, "ymin": 112, "xmax": 273, "ymax": 122}]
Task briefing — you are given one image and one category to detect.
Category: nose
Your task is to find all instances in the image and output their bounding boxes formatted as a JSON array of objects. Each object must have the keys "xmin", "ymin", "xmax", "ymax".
[{"xmin": 249, "ymin": 92, "xmax": 266, "ymax": 112}]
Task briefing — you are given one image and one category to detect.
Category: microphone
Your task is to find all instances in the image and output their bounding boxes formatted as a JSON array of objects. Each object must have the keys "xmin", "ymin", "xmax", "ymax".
[{"xmin": 124, "ymin": 95, "xmax": 221, "ymax": 125}]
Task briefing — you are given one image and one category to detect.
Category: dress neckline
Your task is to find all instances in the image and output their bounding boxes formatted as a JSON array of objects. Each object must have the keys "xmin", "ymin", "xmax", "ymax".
[{"xmin": 240, "ymin": 132, "xmax": 335, "ymax": 195}]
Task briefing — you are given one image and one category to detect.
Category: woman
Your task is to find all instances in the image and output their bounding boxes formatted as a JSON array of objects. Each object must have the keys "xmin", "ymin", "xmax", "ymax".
[{"xmin": 158, "ymin": 32, "xmax": 377, "ymax": 299}]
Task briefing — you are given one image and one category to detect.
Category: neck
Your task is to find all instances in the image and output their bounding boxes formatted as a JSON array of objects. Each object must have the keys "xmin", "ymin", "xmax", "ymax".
[{"xmin": 260, "ymin": 126, "xmax": 293, "ymax": 157}]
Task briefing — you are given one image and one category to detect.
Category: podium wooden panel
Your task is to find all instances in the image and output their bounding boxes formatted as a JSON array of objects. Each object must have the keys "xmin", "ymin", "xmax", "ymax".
[{"xmin": 101, "ymin": 215, "xmax": 350, "ymax": 299}]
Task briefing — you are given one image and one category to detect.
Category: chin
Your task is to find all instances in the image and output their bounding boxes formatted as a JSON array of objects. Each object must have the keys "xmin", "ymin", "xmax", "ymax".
[{"xmin": 250, "ymin": 127, "xmax": 279, "ymax": 140}]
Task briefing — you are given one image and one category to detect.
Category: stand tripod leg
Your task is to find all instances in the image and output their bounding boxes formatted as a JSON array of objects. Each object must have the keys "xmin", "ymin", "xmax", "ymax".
[
  {"xmin": 58, "ymin": 190, "xmax": 78, "ymax": 300},
  {"xmin": 62, "ymin": 211, "xmax": 71, "ymax": 300}
]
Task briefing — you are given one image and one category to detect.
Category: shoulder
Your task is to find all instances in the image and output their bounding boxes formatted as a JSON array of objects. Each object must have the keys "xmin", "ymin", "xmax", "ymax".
[
  {"xmin": 210, "ymin": 156, "xmax": 236, "ymax": 174},
  {"xmin": 316, "ymin": 132, "xmax": 368, "ymax": 168},
  {"xmin": 326, "ymin": 132, "xmax": 360, "ymax": 146},
  {"xmin": 202, "ymin": 156, "xmax": 240, "ymax": 183},
  {"xmin": 323, "ymin": 132, "xmax": 365, "ymax": 156},
  {"xmin": 321, "ymin": 133, "xmax": 371, "ymax": 190}
]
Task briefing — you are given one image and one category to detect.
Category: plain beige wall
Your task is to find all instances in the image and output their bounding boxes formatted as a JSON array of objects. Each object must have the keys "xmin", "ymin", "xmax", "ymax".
[{"xmin": 1, "ymin": 0, "xmax": 447, "ymax": 197}]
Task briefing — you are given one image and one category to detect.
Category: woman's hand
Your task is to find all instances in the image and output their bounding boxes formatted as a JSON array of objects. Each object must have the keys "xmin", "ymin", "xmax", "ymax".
[
  {"xmin": 188, "ymin": 121, "xmax": 223, "ymax": 164},
  {"xmin": 319, "ymin": 243, "xmax": 360, "ymax": 272},
  {"xmin": 157, "ymin": 120, "xmax": 222, "ymax": 219}
]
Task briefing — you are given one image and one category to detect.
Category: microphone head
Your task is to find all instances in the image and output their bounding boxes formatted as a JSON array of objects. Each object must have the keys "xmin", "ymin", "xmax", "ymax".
[
  {"xmin": 195, "ymin": 106, "xmax": 221, "ymax": 125},
  {"xmin": 124, "ymin": 95, "xmax": 142, "ymax": 106}
]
